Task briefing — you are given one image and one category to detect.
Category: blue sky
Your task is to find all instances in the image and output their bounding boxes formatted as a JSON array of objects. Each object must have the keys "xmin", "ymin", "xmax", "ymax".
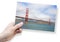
[{"xmin": 16, "ymin": 2, "xmax": 57, "ymax": 22}]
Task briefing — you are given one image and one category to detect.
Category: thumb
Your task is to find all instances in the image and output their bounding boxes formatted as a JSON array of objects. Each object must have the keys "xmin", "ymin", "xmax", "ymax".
[{"xmin": 14, "ymin": 22, "xmax": 23, "ymax": 30}]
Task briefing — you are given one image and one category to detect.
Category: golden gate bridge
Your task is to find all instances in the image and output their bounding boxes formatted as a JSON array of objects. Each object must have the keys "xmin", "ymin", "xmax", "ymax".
[{"xmin": 16, "ymin": 8, "xmax": 51, "ymax": 24}]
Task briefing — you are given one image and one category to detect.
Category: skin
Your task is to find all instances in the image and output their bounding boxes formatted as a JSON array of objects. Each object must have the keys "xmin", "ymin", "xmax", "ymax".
[{"xmin": 0, "ymin": 22, "xmax": 23, "ymax": 42}]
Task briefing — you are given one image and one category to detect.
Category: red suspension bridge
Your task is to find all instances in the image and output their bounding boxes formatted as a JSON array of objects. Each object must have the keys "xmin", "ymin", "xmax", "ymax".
[{"xmin": 16, "ymin": 8, "xmax": 51, "ymax": 24}]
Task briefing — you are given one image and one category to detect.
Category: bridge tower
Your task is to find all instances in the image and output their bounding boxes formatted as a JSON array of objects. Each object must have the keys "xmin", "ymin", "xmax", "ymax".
[
  {"xmin": 49, "ymin": 18, "xmax": 50, "ymax": 25},
  {"xmin": 25, "ymin": 8, "xmax": 29, "ymax": 24}
]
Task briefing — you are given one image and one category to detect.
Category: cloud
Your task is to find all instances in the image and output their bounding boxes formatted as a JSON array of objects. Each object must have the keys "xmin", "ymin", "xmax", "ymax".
[{"xmin": 16, "ymin": 2, "xmax": 57, "ymax": 22}]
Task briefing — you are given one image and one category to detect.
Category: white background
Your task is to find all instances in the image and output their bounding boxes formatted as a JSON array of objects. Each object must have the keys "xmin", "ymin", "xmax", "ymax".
[{"xmin": 0, "ymin": 0, "xmax": 59, "ymax": 42}]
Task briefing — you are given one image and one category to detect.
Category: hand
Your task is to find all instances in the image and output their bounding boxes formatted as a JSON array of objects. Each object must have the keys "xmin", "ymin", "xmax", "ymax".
[{"xmin": 0, "ymin": 22, "xmax": 23, "ymax": 42}]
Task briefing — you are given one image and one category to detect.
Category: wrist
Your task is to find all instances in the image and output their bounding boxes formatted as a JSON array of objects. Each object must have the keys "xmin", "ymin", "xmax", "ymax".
[{"xmin": 0, "ymin": 33, "xmax": 8, "ymax": 42}]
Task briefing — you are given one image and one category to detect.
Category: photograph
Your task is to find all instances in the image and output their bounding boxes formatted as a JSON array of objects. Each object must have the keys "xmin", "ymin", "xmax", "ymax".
[{"xmin": 15, "ymin": 2, "xmax": 57, "ymax": 32}]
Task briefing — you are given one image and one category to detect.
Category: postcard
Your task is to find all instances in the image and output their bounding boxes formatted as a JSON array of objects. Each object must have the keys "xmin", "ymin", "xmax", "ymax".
[{"xmin": 15, "ymin": 2, "xmax": 57, "ymax": 32}]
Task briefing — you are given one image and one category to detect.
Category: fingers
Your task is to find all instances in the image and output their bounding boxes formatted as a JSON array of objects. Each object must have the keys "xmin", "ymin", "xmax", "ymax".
[
  {"xmin": 14, "ymin": 22, "xmax": 23, "ymax": 30},
  {"xmin": 16, "ymin": 28, "xmax": 22, "ymax": 33}
]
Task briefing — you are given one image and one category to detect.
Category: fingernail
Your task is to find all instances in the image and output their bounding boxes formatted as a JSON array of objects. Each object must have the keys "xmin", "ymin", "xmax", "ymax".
[{"xmin": 20, "ymin": 22, "xmax": 23, "ymax": 25}]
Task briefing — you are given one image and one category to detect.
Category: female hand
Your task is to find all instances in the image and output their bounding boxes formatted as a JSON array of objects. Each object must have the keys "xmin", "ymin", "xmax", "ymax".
[{"xmin": 0, "ymin": 22, "xmax": 23, "ymax": 42}]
